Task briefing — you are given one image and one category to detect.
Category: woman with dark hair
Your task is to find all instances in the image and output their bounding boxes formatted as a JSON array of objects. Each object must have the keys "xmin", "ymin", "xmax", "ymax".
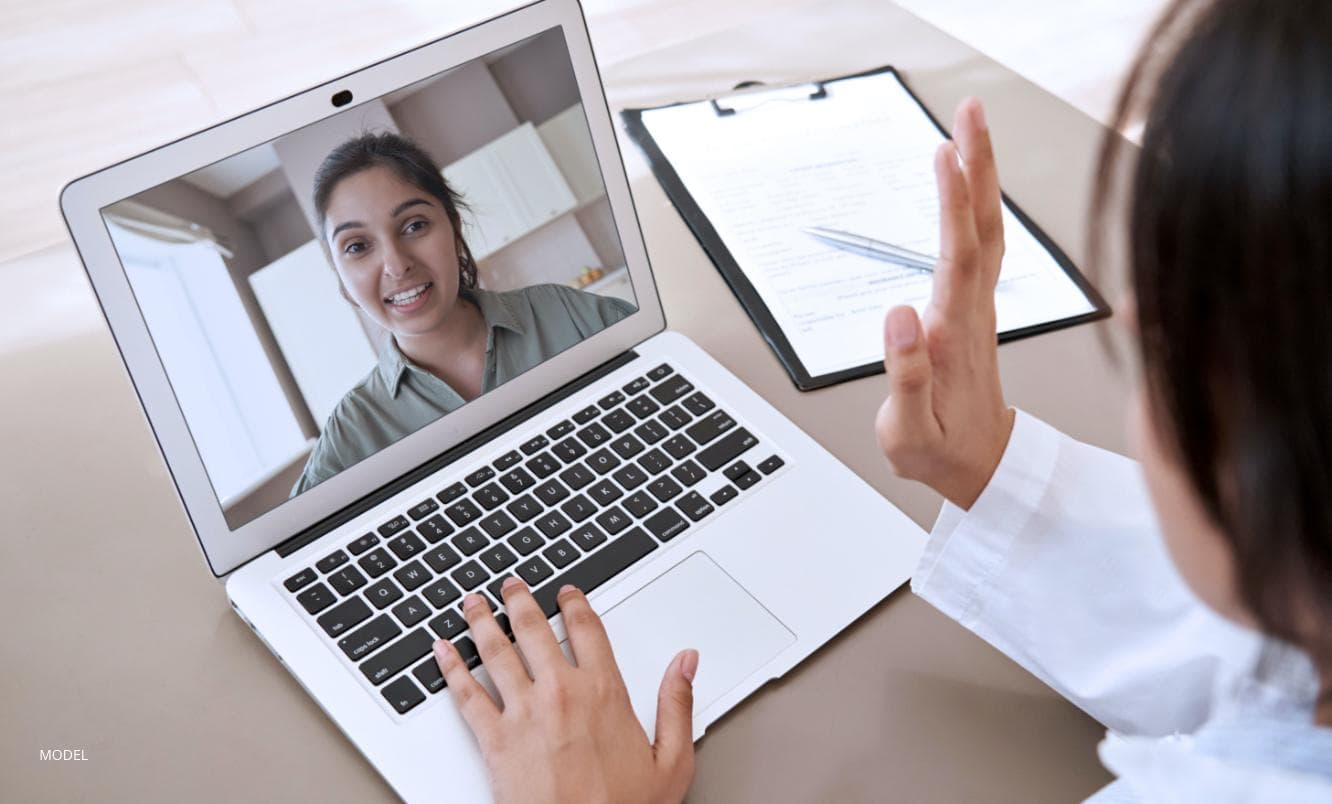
[{"xmin": 292, "ymin": 132, "xmax": 634, "ymax": 495}]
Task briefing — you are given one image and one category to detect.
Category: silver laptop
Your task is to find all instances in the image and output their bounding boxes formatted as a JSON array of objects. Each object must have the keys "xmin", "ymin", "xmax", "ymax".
[{"xmin": 60, "ymin": 0, "xmax": 926, "ymax": 799}]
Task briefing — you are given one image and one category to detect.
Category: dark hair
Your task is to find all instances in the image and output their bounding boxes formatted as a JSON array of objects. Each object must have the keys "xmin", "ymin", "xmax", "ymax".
[
  {"xmin": 312, "ymin": 131, "xmax": 478, "ymax": 289},
  {"xmin": 1093, "ymin": 0, "xmax": 1332, "ymax": 655}
]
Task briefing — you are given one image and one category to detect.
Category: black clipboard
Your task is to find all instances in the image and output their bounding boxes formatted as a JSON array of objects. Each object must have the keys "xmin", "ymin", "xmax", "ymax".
[{"xmin": 621, "ymin": 65, "xmax": 1111, "ymax": 391}]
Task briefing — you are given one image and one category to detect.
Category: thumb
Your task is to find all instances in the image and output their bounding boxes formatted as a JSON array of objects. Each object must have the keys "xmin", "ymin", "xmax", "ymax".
[
  {"xmin": 653, "ymin": 649, "xmax": 698, "ymax": 788},
  {"xmin": 882, "ymin": 305, "xmax": 933, "ymax": 416}
]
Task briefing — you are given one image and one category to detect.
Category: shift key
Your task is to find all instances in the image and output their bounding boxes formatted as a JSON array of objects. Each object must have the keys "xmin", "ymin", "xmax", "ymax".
[
  {"xmin": 337, "ymin": 614, "xmax": 401, "ymax": 661},
  {"xmin": 696, "ymin": 428, "xmax": 758, "ymax": 471},
  {"xmin": 360, "ymin": 629, "xmax": 435, "ymax": 686}
]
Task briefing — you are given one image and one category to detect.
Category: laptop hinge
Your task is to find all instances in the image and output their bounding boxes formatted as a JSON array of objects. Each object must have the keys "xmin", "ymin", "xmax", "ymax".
[{"xmin": 273, "ymin": 348, "xmax": 640, "ymax": 559}]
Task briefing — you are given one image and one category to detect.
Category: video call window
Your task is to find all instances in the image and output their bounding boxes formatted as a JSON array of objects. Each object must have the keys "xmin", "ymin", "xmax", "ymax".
[{"xmin": 101, "ymin": 29, "xmax": 637, "ymax": 529}]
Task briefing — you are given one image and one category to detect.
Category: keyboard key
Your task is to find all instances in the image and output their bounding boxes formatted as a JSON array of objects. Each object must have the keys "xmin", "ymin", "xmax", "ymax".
[
  {"xmin": 647, "ymin": 363, "xmax": 674, "ymax": 381},
  {"xmin": 596, "ymin": 506, "xmax": 632, "ymax": 535},
  {"xmin": 429, "ymin": 609, "xmax": 467, "ymax": 640},
  {"xmin": 423, "ymin": 544, "xmax": 462, "ymax": 574},
  {"xmin": 361, "ymin": 628, "xmax": 434, "ymax": 686},
  {"xmin": 388, "ymin": 532, "xmax": 426, "ymax": 560},
  {"xmin": 551, "ymin": 437, "xmax": 587, "ymax": 463},
  {"xmin": 662, "ymin": 435, "xmax": 696, "ymax": 460},
  {"xmin": 532, "ymin": 528, "xmax": 658, "ymax": 617},
  {"xmin": 382, "ymin": 675, "xmax": 427, "ymax": 713},
  {"xmin": 358, "ymin": 549, "xmax": 397, "ymax": 578},
  {"xmin": 516, "ymin": 556, "xmax": 554, "ymax": 587},
  {"xmin": 723, "ymin": 461, "xmax": 752, "ymax": 482},
  {"xmin": 676, "ymin": 491, "xmax": 715, "ymax": 522},
  {"xmin": 423, "ymin": 578, "xmax": 462, "ymax": 609},
  {"xmin": 624, "ymin": 491, "xmax": 658, "ymax": 517},
  {"xmin": 393, "ymin": 560, "xmax": 431, "ymax": 592},
  {"xmin": 603, "ymin": 409, "xmax": 636, "ymax": 434},
  {"xmin": 609, "ymin": 433, "xmax": 645, "ymax": 459},
  {"xmin": 454, "ymin": 636, "xmax": 482, "ymax": 670},
  {"xmin": 543, "ymin": 539, "xmax": 580, "ymax": 569},
  {"xmin": 587, "ymin": 479, "xmax": 623, "ymax": 506},
  {"xmin": 451, "ymin": 561, "xmax": 488, "ymax": 591},
  {"xmin": 521, "ymin": 435, "xmax": 550, "ymax": 455},
  {"xmin": 474, "ymin": 482, "xmax": 510, "ymax": 510},
  {"xmin": 417, "ymin": 514, "xmax": 452, "ymax": 543},
  {"xmin": 758, "ymin": 455, "xmax": 785, "ymax": 474},
  {"xmin": 735, "ymin": 470, "xmax": 762, "ymax": 490},
  {"xmin": 316, "ymin": 550, "xmax": 349, "ymax": 574},
  {"xmin": 627, "ymin": 395, "xmax": 660, "ymax": 419},
  {"xmin": 535, "ymin": 511, "xmax": 572, "ymax": 538},
  {"xmin": 572, "ymin": 405, "xmax": 600, "ymax": 425},
  {"xmin": 546, "ymin": 420, "xmax": 575, "ymax": 439},
  {"xmin": 407, "ymin": 499, "xmax": 439, "ymax": 521},
  {"xmin": 437, "ymin": 482, "xmax": 467, "ymax": 505},
  {"xmin": 659, "ymin": 406, "xmax": 692, "ymax": 431},
  {"xmin": 622, "ymin": 376, "xmax": 650, "ymax": 395},
  {"xmin": 645, "ymin": 508, "xmax": 689, "ymax": 542},
  {"xmin": 681, "ymin": 391, "xmax": 715, "ymax": 416},
  {"xmin": 559, "ymin": 464, "xmax": 595, "ymax": 490},
  {"xmin": 329, "ymin": 566, "xmax": 368, "ymax": 596},
  {"xmin": 696, "ymin": 428, "xmax": 759, "ymax": 471},
  {"xmin": 534, "ymin": 478, "xmax": 571, "ymax": 506},
  {"xmin": 576, "ymin": 422, "xmax": 610, "ymax": 448},
  {"xmin": 480, "ymin": 543, "xmax": 518, "ymax": 574},
  {"xmin": 366, "ymin": 579, "xmax": 404, "ymax": 609},
  {"xmin": 317, "ymin": 597, "xmax": 372, "ymax": 637},
  {"xmin": 392, "ymin": 596, "xmax": 431, "ymax": 627},
  {"xmin": 598, "ymin": 390, "xmax": 625, "ymax": 410},
  {"xmin": 348, "ymin": 534, "xmax": 378, "ymax": 555},
  {"xmin": 465, "ymin": 466, "xmax": 495, "ymax": 487},
  {"xmin": 569, "ymin": 524, "xmax": 608, "ymax": 552},
  {"xmin": 445, "ymin": 499, "xmax": 482, "ymax": 526},
  {"xmin": 413, "ymin": 657, "xmax": 447, "ymax": 694},
  {"xmin": 709, "ymin": 485, "xmax": 738, "ymax": 506},
  {"xmin": 451, "ymin": 527, "xmax": 488, "ymax": 556},
  {"xmin": 670, "ymin": 460, "xmax": 706, "ymax": 487},
  {"xmin": 499, "ymin": 467, "xmax": 536, "ymax": 494},
  {"xmin": 587, "ymin": 449, "xmax": 621, "ymax": 474},
  {"xmin": 647, "ymin": 476, "xmax": 683, "ymax": 503},
  {"xmin": 284, "ymin": 567, "xmax": 316, "ymax": 593},
  {"xmin": 650, "ymin": 375, "xmax": 694, "ymax": 405},
  {"xmin": 560, "ymin": 494, "xmax": 597, "ymax": 523},
  {"xmin": 378, "ymin": 515, "xmax": 411, "ymax": 539},
  {"xmin": 479, "ymin": 511, "xmax": 517, "ymax": 539},
  {"xmin": 494, "ymin": 450, "xmax": 522, "ymax": 471},
  {"xmin": 338, "ymin": 615, "xmax": 401, "ymax": 661},
  {"xmin": 505, "ymin": 494, "xmax": 542, "ymax": 522},
  {"xmin": 685, "ymin": 410, "xmax": 736, "ymax": 446},
  {"xmin": 507, "ymin": 527, "xmax": 545, "ymax": 555},
  {"xmin": 612, "ymin": 464, "xmax": 648, "ymax": 490},
  {"xmin": 634, "ymin": 420, "xmax": 669, "ymax": 444},
  {"xmin": 526, "ymin": 453, "xmax": 561, "ymax": 479}
]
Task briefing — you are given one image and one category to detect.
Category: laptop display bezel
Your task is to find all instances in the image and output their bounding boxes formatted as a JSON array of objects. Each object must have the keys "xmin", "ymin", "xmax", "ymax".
[{"xmin": 59, "ymin": 0, "xmax": 665, "ymax": 577}]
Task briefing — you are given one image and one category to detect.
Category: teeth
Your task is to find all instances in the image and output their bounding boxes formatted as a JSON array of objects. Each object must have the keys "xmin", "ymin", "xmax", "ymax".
[{"xmin": 386, "ymin": 283, "xmax": 430, "ymax": 305}]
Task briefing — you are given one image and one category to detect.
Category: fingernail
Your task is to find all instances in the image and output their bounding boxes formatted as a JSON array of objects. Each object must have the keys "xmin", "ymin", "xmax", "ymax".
[
  {"xmin": 681, "ymin": 649, "xmax": 699, "ymax": 683},
  {"xmin": 972, "ymin": 99, "xmax": 987, "ymax": 130},
  {"xmin": 559, "ymin": 584, "xmax": 579, "ymax": 596},
  {"xmin": 501, "ymin": 576, "xmax": 523, "ymax": 592},
  {"xmin": 463, "ymin": 593, "xmax": 484, "ymax": 611},
  {"xmin": 887, "ymin": 307, "xmax": 918, "ymax": 349}
]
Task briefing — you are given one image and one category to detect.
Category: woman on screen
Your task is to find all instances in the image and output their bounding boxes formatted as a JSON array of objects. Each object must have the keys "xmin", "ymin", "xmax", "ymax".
[{"xmin": 291, "ymin": 133, "xmax": 634, "ymax": 496}]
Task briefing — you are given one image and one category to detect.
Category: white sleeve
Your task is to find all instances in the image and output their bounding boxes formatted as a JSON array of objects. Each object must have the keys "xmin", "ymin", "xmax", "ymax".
[{"xmin": 910, "ymin": 410, "xmax": 1263, "ymax": 737}]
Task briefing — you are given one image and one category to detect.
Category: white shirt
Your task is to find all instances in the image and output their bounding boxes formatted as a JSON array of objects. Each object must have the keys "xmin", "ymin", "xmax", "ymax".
[{"xmin": 911, "ymin": 410, "xmax": 1332, "ymax": 803}]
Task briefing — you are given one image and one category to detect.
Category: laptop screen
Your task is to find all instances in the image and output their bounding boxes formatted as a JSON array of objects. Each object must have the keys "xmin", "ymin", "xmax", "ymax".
[{"xmin": 98, "ymin": 27, "xmax": 638, "ymax": 531}]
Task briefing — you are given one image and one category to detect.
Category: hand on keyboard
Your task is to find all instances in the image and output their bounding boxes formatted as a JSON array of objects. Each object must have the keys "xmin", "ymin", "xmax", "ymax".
[{"xmin": 433, "ymin": 578, "xmax": 699, "ymax": 804}]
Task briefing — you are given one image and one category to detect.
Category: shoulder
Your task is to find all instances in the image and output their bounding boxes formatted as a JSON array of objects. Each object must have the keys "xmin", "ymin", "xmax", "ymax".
[
  {"xmin": 499, "ymin": 283, "xmax": 635, "ymax": 330},
  {"xmin": 291, "ymin": 368, "xmax": 385, "ymax": 495}
]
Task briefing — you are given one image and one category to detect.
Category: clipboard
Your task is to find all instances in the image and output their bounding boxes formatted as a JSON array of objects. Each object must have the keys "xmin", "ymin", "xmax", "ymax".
[{"xmin": 621, "ymin": 65, "xmax": 1111, "ymax": 391}]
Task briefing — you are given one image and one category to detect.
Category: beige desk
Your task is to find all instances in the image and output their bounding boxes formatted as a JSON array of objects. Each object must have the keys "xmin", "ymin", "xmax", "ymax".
[{"xmin": 2, "ymin": 1, "xmax": 1131, "ymax": 801}]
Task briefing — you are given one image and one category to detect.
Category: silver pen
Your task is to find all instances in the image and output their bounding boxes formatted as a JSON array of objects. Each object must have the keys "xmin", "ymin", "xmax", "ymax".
[{"xmin": 802, "ymin": 226, "xmax": 936, "ymax": 272}]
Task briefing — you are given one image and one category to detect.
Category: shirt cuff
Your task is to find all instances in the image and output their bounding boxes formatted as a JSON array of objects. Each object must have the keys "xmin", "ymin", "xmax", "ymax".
[{"xmin": 910, "ymin": 408, "xmax": 1063, "ymax": 627}]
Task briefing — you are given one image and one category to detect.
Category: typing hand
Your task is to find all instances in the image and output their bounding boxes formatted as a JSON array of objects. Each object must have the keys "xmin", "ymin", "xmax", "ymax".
[
  {"xmin": 875, "ymin": 98, "xmax": 1015, "ymax": 509},
  {"xmin": 434, "ymin": 578, "xmax": 698, "ymax": 804}
]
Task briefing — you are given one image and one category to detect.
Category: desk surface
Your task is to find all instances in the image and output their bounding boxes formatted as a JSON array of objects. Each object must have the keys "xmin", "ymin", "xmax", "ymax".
[{"xmin": 2, "ymin": 1, "xmax": 1131, "ymax": 800}]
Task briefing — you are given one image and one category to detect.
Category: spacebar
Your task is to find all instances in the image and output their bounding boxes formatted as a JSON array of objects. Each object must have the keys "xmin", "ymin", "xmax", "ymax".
[{"xmin": 533, "ymin": 528, "xmax": 658, "ymax": 618}]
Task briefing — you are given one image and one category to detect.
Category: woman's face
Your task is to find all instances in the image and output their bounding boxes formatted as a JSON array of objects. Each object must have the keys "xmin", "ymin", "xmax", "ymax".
[{"xmin": 324, "ymin": 165, "xmax": 464, "ymax": 339}]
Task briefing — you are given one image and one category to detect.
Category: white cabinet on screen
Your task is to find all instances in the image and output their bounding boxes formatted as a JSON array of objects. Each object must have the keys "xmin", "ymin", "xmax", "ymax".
[{"xmin": 441, "ymin": 122, "xmax": 578, "ymax": 260}]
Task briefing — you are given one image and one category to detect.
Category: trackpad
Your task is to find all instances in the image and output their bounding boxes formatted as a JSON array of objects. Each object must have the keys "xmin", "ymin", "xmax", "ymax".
[{"xmin": 582, "ymin": 552, "xmax": 796, "ymax": 738}]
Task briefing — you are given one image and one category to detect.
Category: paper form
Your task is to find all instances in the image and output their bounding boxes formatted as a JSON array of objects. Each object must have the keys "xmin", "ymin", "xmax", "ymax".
[{"xmin": 638, "ymin": 71, "xmax": 1097, "ymax": 379}]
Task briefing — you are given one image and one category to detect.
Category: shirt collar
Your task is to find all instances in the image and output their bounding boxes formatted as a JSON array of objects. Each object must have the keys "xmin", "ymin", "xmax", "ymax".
[{"xmin": 374, "ymin": 287, "xmax": 526, "ymax": 398}]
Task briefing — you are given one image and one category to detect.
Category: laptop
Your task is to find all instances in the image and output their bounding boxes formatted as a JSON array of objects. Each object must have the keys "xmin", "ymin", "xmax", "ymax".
[{"xmin": 59, "ymin": 0, "xmax": 927, "ymax": 799}]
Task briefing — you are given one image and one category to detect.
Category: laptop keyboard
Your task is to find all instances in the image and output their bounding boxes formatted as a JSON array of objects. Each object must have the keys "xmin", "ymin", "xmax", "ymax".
[{"xmin": 279, "ymin": 362, "xmax": 787, "ymax": 717}]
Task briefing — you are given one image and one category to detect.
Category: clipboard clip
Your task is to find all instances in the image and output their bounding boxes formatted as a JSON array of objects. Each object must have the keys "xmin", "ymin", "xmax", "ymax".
[{"xmin": 710, "ymin": 81, "xmax": 829, "ymax": 117}]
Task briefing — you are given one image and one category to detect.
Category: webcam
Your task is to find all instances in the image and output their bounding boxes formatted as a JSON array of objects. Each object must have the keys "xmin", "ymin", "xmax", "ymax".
[{"xmin": 331, "ymin": 90, "xmax": 353, "ymax": 108}]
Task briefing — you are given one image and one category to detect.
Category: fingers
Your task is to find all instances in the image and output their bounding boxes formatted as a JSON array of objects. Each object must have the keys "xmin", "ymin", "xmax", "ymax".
[
  {"xmin": 880, "ymin": 306, "xmax": 936, "ymax": 430},
  {"xmin": 500, "ymin": 576, "xmax": 568, "ymax": 674},
  {"xmin": 434, "ymin": 638, "xmax": 500, "ymax": 739},
  {"xmin": 952, "ymin": 98, "xmax": 1004, "ymax": 286},
  {"xmin": 461, "ymin": 592, "xmax": 531, "ymax": 702},
  {"xmin": 652, "ymin": 649, "xmax": 699, "ymax": 794},
  {"xmin": 932, "ymin": 140, "xmax": 982, "ymax": 315},
  {"xmin": 556, "ymin": 585, "xmax": 618, "ymax": 675}
]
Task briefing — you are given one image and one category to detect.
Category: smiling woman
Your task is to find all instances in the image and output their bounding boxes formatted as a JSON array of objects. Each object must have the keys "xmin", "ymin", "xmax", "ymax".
[{"xmin": 290, "ymin": 132, "xmax": 635, "ymax": 496}]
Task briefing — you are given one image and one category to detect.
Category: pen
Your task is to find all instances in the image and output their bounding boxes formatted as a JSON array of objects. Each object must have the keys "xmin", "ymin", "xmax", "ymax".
[{"xmin": 803, "ymin": 226, "xmax": 936, "ymax": 272}]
